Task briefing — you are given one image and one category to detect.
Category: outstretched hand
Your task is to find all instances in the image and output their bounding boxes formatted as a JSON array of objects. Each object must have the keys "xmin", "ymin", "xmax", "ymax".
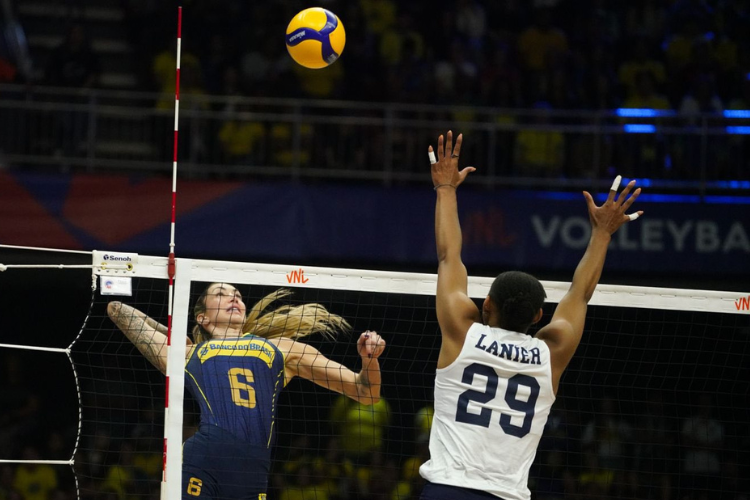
[
  {"xmin": 429, "ymin": 130, "xmax": 476, "ymax": 189},
  {"xmin": 583, "ymin": 176, "xmax": 644, "ymax": 236},
  {"xmin": 357, "ymin": 331, "xmax": 385, "ymax": 359}
]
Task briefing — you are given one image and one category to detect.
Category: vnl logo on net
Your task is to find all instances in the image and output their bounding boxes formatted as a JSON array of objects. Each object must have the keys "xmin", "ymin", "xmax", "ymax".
[
  {"xmin": 286, "ymin": 268, "xmax": 309, "ymax": 284},
  {"xmin": 735, "ymin": 295, "xmax": 750, "ymax": 311}
]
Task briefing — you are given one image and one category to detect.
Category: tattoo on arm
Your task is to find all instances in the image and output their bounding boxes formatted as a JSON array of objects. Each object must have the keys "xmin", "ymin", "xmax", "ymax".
[
  {"xmin": 143, "ymin": 316, "xmax": 169, "ymax": 335},
  {"xmin": 108, "ymin": 302, "xmax": 167, "ymax": 372},
  {"xmin": 358, "ymin": 366, "xmax": 372, "ymax": 388},
  {"xmin": 355, "ymin": 359, "xmax": 381, "ymax": 404}
]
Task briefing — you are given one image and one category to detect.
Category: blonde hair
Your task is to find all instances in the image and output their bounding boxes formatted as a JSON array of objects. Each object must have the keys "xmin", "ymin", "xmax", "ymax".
[{"xmin": 192, "ymin": 284, "xmax": 350, "ymax": 344}]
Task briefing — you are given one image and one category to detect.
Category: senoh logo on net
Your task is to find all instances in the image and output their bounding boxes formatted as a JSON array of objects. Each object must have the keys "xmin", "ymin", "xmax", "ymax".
[{"xmin": 103, "ymin": 254, "xmax": 133, "ymax": 262}]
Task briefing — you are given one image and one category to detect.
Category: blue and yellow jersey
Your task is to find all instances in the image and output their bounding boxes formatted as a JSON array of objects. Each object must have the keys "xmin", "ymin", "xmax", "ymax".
[{"xmin": 185, "ymin": 334, "xmax": 285, "ymax": 450}]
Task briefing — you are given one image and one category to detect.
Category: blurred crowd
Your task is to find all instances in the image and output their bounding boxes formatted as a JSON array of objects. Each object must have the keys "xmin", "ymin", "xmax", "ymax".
[
  {"xmin": 12, "ymin": 0, "xmax": 749, "ymax": 111},
  {"xmin": 2, "ymin": 0, "xmax": 750, "ymax": 181},
  {"xmin": 1, "ymin": 368, "xmax": 745, "ymax": 500},
  {"xmin": 110, "ymin": 0, "xmax": 750, "ymax": 112},
  {"xmin": 4, "ymin": 0, "xmax": 746, "ymax": 181}
]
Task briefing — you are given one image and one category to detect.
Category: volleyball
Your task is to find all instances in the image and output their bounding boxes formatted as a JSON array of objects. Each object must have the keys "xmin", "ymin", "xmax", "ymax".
[{"xmin": 285, "ymin": 7, "xmax": 345, "ymax": 69}]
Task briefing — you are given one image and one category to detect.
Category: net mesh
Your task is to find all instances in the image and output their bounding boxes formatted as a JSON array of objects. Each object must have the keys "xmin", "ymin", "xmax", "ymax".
[
  {"xmin": 71, "ymin": 277, "xmax": 169, "ymax": 500},
  {"xmin": 2, "ymin": 261, "xmax": 748, "ymax": 500},
  {"xmin": 534, "ymin": 305, "xmax": 749, "ymax": 499}
]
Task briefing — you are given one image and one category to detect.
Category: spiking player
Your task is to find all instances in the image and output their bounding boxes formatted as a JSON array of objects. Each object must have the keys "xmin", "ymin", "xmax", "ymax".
[
  {"xmin": 419, "ymin": 131, "xmax": 643, "ymax": 500},
  {"xmin": 108, "ymin": 283, "xmax": 385, "ymax": 500}
]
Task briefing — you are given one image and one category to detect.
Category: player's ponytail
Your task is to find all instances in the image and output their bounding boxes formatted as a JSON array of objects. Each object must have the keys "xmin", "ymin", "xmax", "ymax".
[
  {"xmin": 192, "ymin": 283, "xmax": 350, "ymax": 343},
  {"xmin": 243, "ymin": 288, "xmax": 351, "ymax": 340}
]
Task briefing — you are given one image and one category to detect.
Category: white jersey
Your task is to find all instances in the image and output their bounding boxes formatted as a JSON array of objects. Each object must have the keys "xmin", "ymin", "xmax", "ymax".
[{"xmin": 420, "ymin": 323, "xmax": 556, "ymax": 500}]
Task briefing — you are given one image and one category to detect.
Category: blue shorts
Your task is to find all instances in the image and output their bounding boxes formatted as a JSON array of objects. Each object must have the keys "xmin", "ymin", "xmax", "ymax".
[
  {"xmin": 182, "ymin": 425, "xmax": 270, "ymax": 500},
  {"xmin": 420, "ymin": 481, "xmax": 506, "ymax": 500}
]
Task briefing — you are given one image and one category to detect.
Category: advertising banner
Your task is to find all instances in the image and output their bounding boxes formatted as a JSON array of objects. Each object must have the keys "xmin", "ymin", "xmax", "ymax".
[{"xmin": 2, "ymin": 172, "xmax": 748, "ymax": 275}]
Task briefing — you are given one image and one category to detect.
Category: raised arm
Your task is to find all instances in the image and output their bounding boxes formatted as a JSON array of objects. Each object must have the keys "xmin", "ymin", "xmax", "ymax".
[
  {"xmin": 430, "ymin": 131, "xmax": 479, "ymax": 367},
  {"xmin": 276, "ymin": 331, "xmax": 385, "ymax": 405},
  {"xmin": 107, "ymin": 302, "xmax": 191, "ymax": 375},
  {"xmin": 536, "ymin": 177, "xmax": 643, "ymax": 393},
  {"xmin": 144, "ymin": 315, "xmax": 170, "ymax": 336}
]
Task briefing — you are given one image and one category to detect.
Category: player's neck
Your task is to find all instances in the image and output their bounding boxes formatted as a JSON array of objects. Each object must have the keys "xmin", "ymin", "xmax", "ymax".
[
  {"xmin": 485, "ymin": 311, "xmax": 501, "ymax": 327},
  {"xmin": 210, "ymin": 325, "xmax": 244, "ymax": 339}
]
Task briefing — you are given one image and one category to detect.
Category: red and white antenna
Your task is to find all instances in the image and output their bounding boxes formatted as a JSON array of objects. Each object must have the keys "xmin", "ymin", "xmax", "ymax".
[
  {"xmin": 163, "ymin": 5, "xmax": 182, "ymax": 496},
  {"xmin": 168, "ymin": 6, "xmax": 182, "ymax": 282}
]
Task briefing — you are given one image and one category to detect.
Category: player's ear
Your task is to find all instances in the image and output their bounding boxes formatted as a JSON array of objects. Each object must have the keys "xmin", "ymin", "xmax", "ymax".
[
  {"xmin": 532, "ymin": 308, "xmax": 543, "ymax": 324},
  {"xmin": 197, "ymin": 314, "xmax": 208, "ymax": 326},
  {"xmin": 482, "ymin": 296, "xmax": 492, "ymax": 314}
]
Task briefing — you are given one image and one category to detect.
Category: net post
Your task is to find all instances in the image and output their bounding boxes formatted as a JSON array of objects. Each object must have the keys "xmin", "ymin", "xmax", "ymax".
[{"xmin": 162, "ymin": 257, "xmax": 191, "ymax": 500}]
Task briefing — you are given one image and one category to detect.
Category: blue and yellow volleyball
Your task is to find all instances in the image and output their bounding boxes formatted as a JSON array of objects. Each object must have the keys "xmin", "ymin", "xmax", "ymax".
[{"xmin": 285, "ymin": 7, "xmax": 345, "ymax": 69}]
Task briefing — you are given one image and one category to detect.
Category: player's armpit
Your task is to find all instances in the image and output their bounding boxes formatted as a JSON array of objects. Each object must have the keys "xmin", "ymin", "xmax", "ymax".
[{"xmin": 271, "ymin": 338, "xmax": 302, "ymax": 384}]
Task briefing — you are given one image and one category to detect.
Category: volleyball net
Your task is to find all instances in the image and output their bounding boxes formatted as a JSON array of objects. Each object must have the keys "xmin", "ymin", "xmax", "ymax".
[{"xmin": 1, "ymin": 250, "xmax": 747, "ymax": 499}]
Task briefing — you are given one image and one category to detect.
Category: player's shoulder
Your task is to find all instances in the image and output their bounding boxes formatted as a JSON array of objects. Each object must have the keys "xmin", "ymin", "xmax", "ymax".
[
  {"xmin": 439, "ymin": 306, "xmax": 480, "ymax": 344},
  {"xmin": 535, "ymin": 319, "xmax": 575, "ymax": 346},
  {"xmin": 266, "ymin": 337, "xmax": 314, "ymax": 355},
  {"xmin": 241, "ymin": 332, "xmax": 278, "ymax": 346}
]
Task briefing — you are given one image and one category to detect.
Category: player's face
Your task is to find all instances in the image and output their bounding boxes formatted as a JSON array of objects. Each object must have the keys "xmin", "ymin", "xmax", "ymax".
[{"xmin": 202, "ymin": 283, "xmax": 246, "ymax": 329}]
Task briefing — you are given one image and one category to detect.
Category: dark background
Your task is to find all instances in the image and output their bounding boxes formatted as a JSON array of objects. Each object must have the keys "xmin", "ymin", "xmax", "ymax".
[
  {"xmin": 1, "ymin": 254, "xmax": 748, "ymax": 499},
  {"xmin": 2, "ymin": 0, "xmax": 750, "ymax": 499}
]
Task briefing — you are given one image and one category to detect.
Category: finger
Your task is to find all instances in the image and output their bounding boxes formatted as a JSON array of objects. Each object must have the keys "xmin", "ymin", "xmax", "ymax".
[
  {"xmin": 445, "ymin": 130, "xmax": 453, "ymax": 158},
  {"xmin": 607, "ymin": 175, "xmax": 621, "ymax": 204},
  {"xmin": 616, "ymin": 180, "xmax": 636, "ymax": 207},
  {"xmin": 452, "ymin": 133, "xmax": 462, "ymax": 159},
  {"xmin": 428, "ymin": 146, "xmax": 437, "ymax": 165},
  {"xmin": 369, "ymin": 341, "xmax": 381, "ymax": 357},
  {"xmin": 626, "ymin": 210, "xmax": 644, "ymax": 221},
  {"xmin": 582, "ymin": 191, "xmax": 597, "ymax": 211},
  {"xmin": 620, "ymin": 187, "xmax": 641, "ymax": 212},
  {"xmin": 369, "ymin": 337, "xmax": 378, "ymax": 356},
  {"xmin": 458, "ymin": 166, "xmax": 476, "ymax": 180},
  {"xmin": 437, "ymin": 134, "xmax": 444, "ymax": 161}
]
